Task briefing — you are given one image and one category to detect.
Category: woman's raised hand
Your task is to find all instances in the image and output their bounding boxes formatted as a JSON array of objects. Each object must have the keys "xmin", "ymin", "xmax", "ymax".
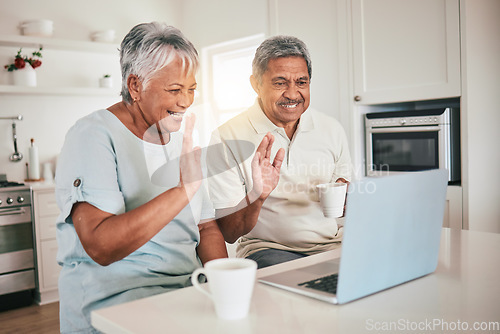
[{"xmin": 179, "ymin": 113, "xmax": 202, "ymax": 199}]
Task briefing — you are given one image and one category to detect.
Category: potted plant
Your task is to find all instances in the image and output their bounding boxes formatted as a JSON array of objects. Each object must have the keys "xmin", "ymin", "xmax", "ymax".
[
  {"xmin": 4, "ymin": 47, "xmax": 43, "ymax": 87},
  {"xmin": 99, "ymin": 74, "xmax": 113, "ymax": 88}
]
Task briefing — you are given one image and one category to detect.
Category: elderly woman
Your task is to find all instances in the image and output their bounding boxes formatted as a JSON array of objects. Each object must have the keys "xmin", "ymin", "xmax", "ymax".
[{"xmin": 55, "ymin": 22, "xmax": 227, "ymax": 333}]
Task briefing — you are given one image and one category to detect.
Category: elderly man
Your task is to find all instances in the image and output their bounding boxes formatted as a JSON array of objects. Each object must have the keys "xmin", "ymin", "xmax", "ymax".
[{"xmin": 207, "ymin": 35, "xmax": 352, "ymax": 268}]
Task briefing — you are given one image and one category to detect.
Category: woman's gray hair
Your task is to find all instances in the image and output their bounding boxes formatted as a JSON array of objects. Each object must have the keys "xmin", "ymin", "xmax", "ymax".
[
  {"xmin": 252, "ymin": 35, "xmax": 312, "ymax": 83},
  {"xmin": 119, "ymin": 22, "xmax": 199, "ymax": 104}
]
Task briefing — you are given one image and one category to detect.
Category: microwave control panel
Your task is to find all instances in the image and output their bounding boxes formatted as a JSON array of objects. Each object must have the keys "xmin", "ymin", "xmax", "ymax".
[
  {"xmin": 365, "ymin": 108, "xmax": 452, "ymax": 128},
  {"xmin": 366, "ymin": 116, "xmax": 443, "ymax": 128}
]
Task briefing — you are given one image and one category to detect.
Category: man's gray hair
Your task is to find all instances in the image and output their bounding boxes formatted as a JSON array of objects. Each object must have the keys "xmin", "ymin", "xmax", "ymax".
[
  {"xmin": 252, "ymin": 35, "xmax": 312, "ymax": 83},
  {"xmin": 119, "ymin": 22, "xmax": 199, "ymax": 104}
]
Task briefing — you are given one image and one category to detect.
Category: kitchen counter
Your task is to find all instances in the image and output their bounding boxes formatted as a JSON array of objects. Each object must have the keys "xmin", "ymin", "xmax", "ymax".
[
  {"xmin": 27, "ymin": 181, "xmax": 55, "ymax": 191},
  {"xmin": 91, "ymin": 228, "xmax": 500, "ymax": 333}
]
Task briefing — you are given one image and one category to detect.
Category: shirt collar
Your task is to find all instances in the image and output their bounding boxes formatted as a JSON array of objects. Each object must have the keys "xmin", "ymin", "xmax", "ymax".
[{"xmin": 248, "ymin": 99, "xmax": 315, "ymax": 135}]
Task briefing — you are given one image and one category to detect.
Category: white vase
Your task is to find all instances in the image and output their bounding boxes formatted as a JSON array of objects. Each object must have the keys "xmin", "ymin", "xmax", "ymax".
[{"xmin": 12, "ymin": 65, "xmax": 37, "ymax": 87}]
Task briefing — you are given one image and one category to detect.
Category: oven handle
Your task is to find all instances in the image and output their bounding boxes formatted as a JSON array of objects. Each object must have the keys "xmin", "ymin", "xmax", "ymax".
[
  {"xmin": 369, "ymin": 126, "xmax": 441, "ymax": 133},
  {"xmin": 0, "ymin": 207, "xmax": 27, "ymax": 217}
]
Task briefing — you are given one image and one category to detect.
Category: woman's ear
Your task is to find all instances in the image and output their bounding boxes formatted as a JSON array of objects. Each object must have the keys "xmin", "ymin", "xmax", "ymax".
[
  {"xmin": 250, "ymin": 75, "xmax": 260, "ymax": 96},
  {"xmin": 127, "ymin": 74, "xmax": 142, "ymax": 102}
]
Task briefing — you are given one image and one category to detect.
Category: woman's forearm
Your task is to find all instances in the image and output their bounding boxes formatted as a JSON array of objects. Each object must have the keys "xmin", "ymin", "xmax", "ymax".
[{"xmin": 72, "ymin": 185, "xmax": 192, "ymax": 266}]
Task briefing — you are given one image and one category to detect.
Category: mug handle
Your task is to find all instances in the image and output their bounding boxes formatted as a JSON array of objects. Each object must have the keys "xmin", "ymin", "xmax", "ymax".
[{"xmin": 191, "ymin": 268, "xmax": 212, "ymax": 300}]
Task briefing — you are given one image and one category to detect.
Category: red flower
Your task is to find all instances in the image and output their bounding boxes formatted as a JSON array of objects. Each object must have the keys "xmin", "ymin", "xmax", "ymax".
[
  {"xmin": 30, "ymin": 59, "xmax": 42, "ymax": 69},
  {"xmin": 4, "ymin": 47, "xmax": 43, "ymax": 72},
  {"xmin": 14, "ymin": 57, "xmax": 26, "ymax": 69}
]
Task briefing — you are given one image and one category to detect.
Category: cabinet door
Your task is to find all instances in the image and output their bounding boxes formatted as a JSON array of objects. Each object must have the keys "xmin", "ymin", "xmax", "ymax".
[
  {"xmin": 40, "ymin": 239, "xmax": 61, "ymax": 290},
  {"xmin": 443, "ymin": 186, "xmax": 462, "ymax": 229},
  {"xmin": 352, "ymin": 0, "xmax": 461, "ymax": 104},
  {"xmin": 39, "ymin": 215, "xmax": 58, "ymax": 241},
  {"xmin": 36, "ymin": 191, "xmax": 59, "ymax": 217},
  {"xmin": 36, "ymin": 191, "xmax": 60, "ymax": 240}
]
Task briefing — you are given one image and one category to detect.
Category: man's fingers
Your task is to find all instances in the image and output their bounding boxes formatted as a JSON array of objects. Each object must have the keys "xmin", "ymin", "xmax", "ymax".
[
  {"xmin": 255, "ymin": 135, "xmax": 269, "ymax": 162},
  {"xmin": 273, "ymin": 148, "xmax": 285, "ymax": 170},
  {"xmin": 265, "ymin": 133, "xmax": 274, "ymax": 160},
  {"xmin": 252, "ymin": 151, "xmax": 262, "ymax": 168}
]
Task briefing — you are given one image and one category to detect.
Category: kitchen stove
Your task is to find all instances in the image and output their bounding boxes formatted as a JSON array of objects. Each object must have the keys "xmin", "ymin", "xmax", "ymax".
[
  {"xmin": 0, "ymin": 174, "xmax": 35, "ymax": 311},
  {"xmin": 0, "ymin": 173, "xmax": 25, "ymax": 189},
  {"xmin": 0, "ymin": 181, "xmax": 25, "ymax": 188}
]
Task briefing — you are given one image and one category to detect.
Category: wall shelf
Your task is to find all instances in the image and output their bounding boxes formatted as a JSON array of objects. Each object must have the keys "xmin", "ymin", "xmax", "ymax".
[
  {"xmin": 1, "ymin": 35, "xmax": 120, "ymax": 96},
  {"xmin": 0, "ymin": 35, "xmax": 119, "ymax": 54},
  {"xmin": 0, "ymin": 84, "xmax": 120, "ymax": 96}
]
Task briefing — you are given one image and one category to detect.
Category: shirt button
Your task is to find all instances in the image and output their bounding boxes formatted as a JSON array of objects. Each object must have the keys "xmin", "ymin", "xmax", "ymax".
[{"xmin": 73, "ymin": 178, "xmax": 81, "ymax": 187}]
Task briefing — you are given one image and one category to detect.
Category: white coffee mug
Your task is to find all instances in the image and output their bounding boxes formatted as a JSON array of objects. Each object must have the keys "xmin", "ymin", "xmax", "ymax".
[
  {"xmin": 191, "ymin": 258, "xmax": 257, "ymax": 320},
  {"xmin": 316, "ymin": 182, "xmax": 347, "ymax": 218}
]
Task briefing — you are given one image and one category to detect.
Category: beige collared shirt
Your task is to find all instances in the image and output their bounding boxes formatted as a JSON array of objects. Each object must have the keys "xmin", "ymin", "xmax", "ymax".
[{"xmin": 207, "ymin": 101, "xmax": 352, "ymax": 258}]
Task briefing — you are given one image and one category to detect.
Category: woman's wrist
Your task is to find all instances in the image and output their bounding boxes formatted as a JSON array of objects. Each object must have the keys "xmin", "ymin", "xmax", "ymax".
[{"xmin": 177, "ymin": 182, "xmax": 199, "ymax": 201}]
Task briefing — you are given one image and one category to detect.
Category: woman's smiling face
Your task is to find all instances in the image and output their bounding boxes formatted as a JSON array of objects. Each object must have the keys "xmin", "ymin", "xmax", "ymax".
[{"xmin": 138, "ymin": 56, "xmax": 197, "ymax": 137}]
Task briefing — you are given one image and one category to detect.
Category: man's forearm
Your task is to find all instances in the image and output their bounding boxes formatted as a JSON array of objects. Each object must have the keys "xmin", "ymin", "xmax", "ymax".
[
  {"xmin": 196, "ymin": 220, "xmax": 228, "ymax": 265},
  {"xmin": 215, "ymin": 194, "xmax": 265, "ymax": 243}
]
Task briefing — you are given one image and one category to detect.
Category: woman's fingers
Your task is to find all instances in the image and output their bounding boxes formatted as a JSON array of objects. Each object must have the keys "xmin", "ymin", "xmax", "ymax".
[
  {"xmin": 184, "ymin": 113, "xmax": 196, "ymax": 136},
  {"xmin": 179, "ymin": 113, "xmax": 202, "ymax": 197},
  {"xmin": 182, "ymin": 113, "xmax": 195, "ymax": 153}
]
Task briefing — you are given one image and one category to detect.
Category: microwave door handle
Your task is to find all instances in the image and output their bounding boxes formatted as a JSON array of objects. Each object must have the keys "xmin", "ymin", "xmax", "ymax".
[{"xmin": 369, "ymin": 126, "xmax": 440, "ymax": 133}]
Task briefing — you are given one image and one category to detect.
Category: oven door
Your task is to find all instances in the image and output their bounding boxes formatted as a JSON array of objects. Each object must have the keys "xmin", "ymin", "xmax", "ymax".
[
  {"xmin": 0, "ymin": 206, "xmax": 35, "ymax": 296},
  {"xmin": 366, "ymin": 125, "xmax": 447, "ymax": 176}
]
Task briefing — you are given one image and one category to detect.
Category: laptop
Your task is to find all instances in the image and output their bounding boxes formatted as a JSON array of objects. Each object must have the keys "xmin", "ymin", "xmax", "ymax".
[{"xmin": 259, "ymin": 169, "xmax": 448, "ymax": 304}]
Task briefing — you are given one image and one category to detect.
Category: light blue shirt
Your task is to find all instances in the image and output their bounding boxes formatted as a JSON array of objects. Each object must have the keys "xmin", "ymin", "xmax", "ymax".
[{"xmin": 55, "ymin": 109, "xmax": 214, "ymax": 333}]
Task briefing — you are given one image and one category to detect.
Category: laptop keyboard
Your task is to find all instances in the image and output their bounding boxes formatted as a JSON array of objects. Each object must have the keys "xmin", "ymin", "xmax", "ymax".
[{"xmin": 298, "ymin": 273, "xmax": 338, "ymax": 294}]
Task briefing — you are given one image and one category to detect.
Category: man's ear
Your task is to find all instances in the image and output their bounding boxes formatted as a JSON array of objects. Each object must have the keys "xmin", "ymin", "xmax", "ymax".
[
  {"xmin": 127, "ymin": 74, "xmax": 142, "ymax": 101},
  {"xmin": 250, "ymin": 75, "xmax": 260, "ymax": 96}
]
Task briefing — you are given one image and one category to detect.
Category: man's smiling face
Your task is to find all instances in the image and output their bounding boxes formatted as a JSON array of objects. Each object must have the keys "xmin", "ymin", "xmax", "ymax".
[{"xmin": 251, "ymin": 56, "xmax": 310, "ymax": 132}]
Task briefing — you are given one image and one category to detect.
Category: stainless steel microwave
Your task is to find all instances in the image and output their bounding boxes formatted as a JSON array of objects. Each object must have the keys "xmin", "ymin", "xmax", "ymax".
[{"xmin": 365, "ymin": 108, "xmax": 461, "ymax": 183}]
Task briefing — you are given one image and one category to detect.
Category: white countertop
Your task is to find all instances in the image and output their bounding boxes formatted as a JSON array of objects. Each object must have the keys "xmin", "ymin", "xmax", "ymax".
[
  {"xmin": 91, "ymin": 228, "xmax": 500, "ymax": 334},
  {"xmin": 26, "ymin": 181, "xmax": 55, "ymax": 191}
]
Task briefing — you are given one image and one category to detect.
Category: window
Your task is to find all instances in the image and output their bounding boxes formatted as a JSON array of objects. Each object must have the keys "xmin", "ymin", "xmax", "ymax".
[{"xmin": 198, "ymin": 34, "xmax": 265, "ymax": 145}]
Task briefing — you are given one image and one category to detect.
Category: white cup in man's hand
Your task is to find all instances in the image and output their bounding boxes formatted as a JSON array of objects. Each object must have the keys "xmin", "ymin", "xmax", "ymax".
[
  {"xmin": 191, "ymin": 258, "xmax": 257, "ymax": 320},
  {"xmin": 316, "ymin": 182, "xmax": 347, "ymax": 218}
]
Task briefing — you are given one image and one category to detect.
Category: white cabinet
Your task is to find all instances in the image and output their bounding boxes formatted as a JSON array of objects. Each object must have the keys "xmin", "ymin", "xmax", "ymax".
[
  {"xmin": 32, "ymin": 186, "xmax": 60, "ymax": 305},
  {"xmin": 351, "ymin": 0, "xmax": 461, "ymax": 104},
  {"xmin": 443, "ymin": 186, "xmax": 462, "ymax": 229}
]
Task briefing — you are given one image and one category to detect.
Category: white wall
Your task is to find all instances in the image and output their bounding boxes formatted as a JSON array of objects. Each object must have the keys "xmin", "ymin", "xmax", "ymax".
[
  {"xmin": 0, "ymin": 0, "xmax": 181, "ymax": 182},
  {"xmin": 0, "ymin": 0, "xmax": 182, "ymax": 40},
  {"xmin": 460, "ymin": 0, "xmax": 500, "ymax": 233},
  {"xmin": 179, "ymin": 0, "xmax": 269, "ymax": 49}
]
